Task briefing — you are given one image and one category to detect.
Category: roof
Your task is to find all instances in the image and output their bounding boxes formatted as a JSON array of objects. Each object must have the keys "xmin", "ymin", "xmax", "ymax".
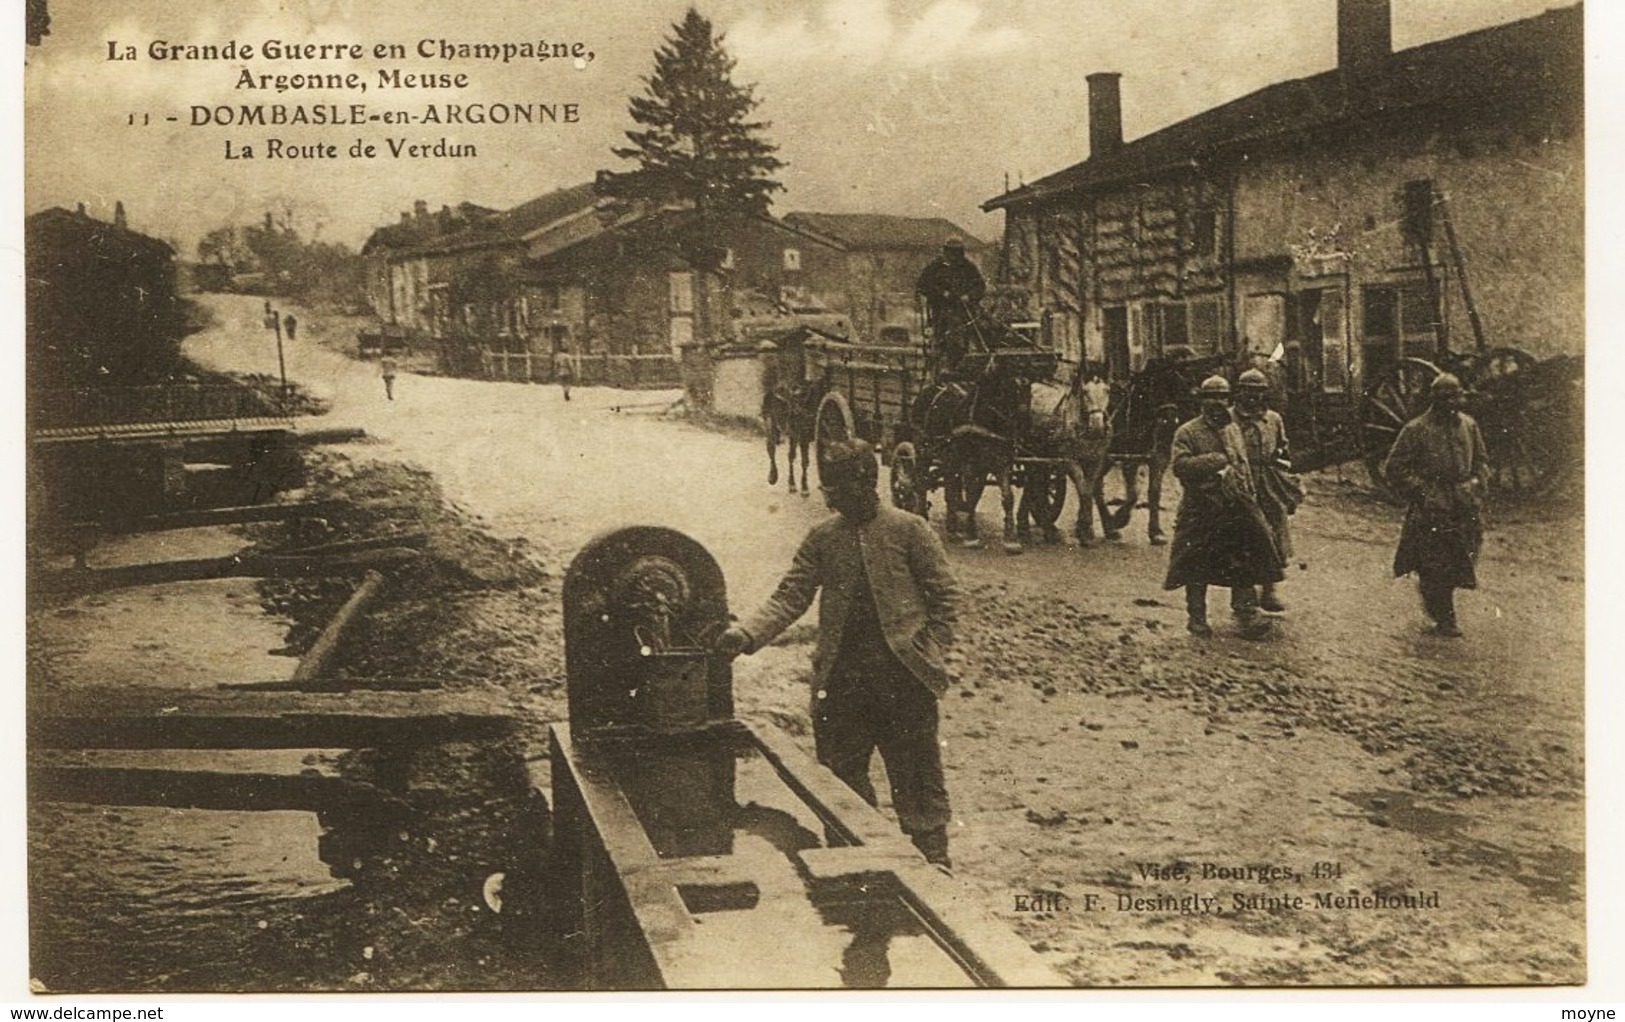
[
  {"xmin": 26, "ymin": 206, "xmax": 175, "ymax": 259},
  {"xmin": 984, "ymin": 3, "xmax": 1582, "ymax": 210},
  {"xmin": 361, "ymin": 201, "xmax": 496, "ymax": 255},
  {"xmin": 410, "ymin": 182, "xmax": 599, "ymax": 256},
  {"xmin": 519, "ymin": 208, "xmax": 847, "ymax": 283},
  {"xmin": 780, "ymin": 212, "xmax": 986, "ymax": 251}
]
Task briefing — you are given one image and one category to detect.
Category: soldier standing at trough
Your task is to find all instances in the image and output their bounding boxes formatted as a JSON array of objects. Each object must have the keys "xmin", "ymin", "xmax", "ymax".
[{"xmin": 717, "ymin": 440, "xmax": 962, "ymax": 869}]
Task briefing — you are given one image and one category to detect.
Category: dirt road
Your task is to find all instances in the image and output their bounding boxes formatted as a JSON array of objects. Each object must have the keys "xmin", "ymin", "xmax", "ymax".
[{"xmin": 184, "ymin": 294, "xmax": 1585, "ymax": 986}]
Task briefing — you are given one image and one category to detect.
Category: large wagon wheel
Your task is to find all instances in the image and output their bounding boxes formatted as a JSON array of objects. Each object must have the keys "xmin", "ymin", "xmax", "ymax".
[
  {"xmin": 814, "ymin": 391, "xmax": 858, "ymax": 486},
  {"xmin": 889, "ymin": 441, "xmax": 928, "ymax": 517},
  {"xmin": 1362, "ymin": 357, "xmax": 1443, "ymax": 491},
  {"xmin": 1465, "ymin": 346, "xmax": 1567, "ymax": 497},
  {"xmin": 1023, "ymin": 462, "xmax": 1069, "ymax": 531}
]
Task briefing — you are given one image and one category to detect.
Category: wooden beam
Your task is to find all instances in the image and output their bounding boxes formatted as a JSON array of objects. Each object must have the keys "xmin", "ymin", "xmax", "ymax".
[
  {"xmin": 28, "ymin": 763, "xmax": 406, "ymax": 815},
  {"xmin": 92, "ymin": 500, "xmax": 351, "ymax": 534},
  {"xmin": 293, "ymin": 570, "xmax": 386, "ymax": 686},
  {"xmin": 29, "ymin": 687, "xmax": 516, "ymax": 749},
  {"xmin": 32, "ymin": 547, "xmax": 422, "ymax": 596}
]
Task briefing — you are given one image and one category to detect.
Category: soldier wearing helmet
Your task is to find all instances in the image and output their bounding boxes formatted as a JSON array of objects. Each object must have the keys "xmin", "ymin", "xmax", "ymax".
[
  {"xmin": 716, "ymin": 440, "xmax": 963, "ymax": 867},
  {"xmin": 1380, "ymin": 373, "xmax": 1489, "ymax": 637},
  {"xmin": 1162, "ymin": 374, "xmax": 1285, "ymax": 637},
  {"xmin": 1233, "ymin": 367, "xmax": 1300, "ymax": 612}
]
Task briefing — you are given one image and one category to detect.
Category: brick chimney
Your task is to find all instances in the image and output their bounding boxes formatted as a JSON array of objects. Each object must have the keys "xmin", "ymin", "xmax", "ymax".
[
  {"xmin": 414, "ymin": 199, "xmax": 429, "ymax": 221},
  {"xmin": 114, "ymin": 200, "xmax": 127, "ymax": 229},
  {"xmin": 1087, "ymin": 72, "xmax": 1124, "ymax": 159},
  {"xmin": 1338, "ymin": 0, "xmax": 1391, "ymax": 80}
]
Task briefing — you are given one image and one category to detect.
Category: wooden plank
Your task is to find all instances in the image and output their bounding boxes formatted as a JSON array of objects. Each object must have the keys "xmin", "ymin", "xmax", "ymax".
[
  {"xmin": 29, "ymin": 686, "xmax": 516, "ymax": 749},
  {"xmin": 91, "ymin": 500, "xmax": 350, "ymax": 534},
  {"xmin": 293, "ymin": 570, "xmax": 386, "ymax": 685},
  {"xmin": 32, "ymin": 547, "xmax": 422, "ymax": 596},
  {"xmin": 27, "ymin": 763, "xmax": 405, "ymax": 814}
]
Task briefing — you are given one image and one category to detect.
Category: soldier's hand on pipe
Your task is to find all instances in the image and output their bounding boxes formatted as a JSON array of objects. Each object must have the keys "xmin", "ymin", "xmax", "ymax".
[{"xmin": 713, "ymin": 627, "xmax": 752, "ymax": 658}]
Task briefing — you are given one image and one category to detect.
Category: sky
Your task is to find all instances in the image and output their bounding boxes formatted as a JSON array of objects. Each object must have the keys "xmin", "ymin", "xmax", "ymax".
[{"xmin": 23, "ymin": 0, "xmax": 1572, "ymax": 256}]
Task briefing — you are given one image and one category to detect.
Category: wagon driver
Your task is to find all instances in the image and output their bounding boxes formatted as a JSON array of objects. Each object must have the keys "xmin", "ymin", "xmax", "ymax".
[
  {"xmin": 1380, "ymin": 373, "xmax": 1488, "ymax": 638},
  {"xmin": 915, "ymin": 238, "xmax": 985, "ymax": 374},
  {"xmin": 1163, "ymin": 375, "xmax": 1285, "ymax": 638},
  {"xmin": 716, "ymin": 440, "xmax": 962, "ymax": 869}
]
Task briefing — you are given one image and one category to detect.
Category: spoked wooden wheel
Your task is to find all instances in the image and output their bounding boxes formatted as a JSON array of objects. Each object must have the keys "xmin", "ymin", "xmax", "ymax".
[
  {"xmin": 814, "ymin": 391, "xmax": 857, "ymax": 486},
  {"xmin": 889, "ymin": 441, "xmax": 928, "ymax": 516},
  {"xmin": 1025, "ymin": 463, "xmax": 1069, "ymax": 531},
  {"xmin": 1467, "ymin": 347, "xmax": 1565, "ymax": 497},
  {"xmin": 1362, "ymin": 357, "xmax": 1443, "ymax": 492}
]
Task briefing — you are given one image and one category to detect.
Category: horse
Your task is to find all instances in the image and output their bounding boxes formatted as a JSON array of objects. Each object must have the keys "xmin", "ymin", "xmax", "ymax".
[
  {"xmin": 1103, "ymin": 352, "xmax": 1229, "ymax": 544},
  {"xmin": 918, "ymin": 375, "xmax": 1026, "ymax": 553},
  {"xmin": 762, "ymin": 382, "xmax": 815, "ymax": 495},
  {"xmin": 1018, "ymin": 366, "xmax": 1115, "ymax": 546}
]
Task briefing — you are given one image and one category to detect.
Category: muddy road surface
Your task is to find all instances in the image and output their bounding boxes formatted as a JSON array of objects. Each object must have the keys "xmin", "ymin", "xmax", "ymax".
[{"xmin": 172, "ymin": 294, "xmax": 1586, "ymax": 986}]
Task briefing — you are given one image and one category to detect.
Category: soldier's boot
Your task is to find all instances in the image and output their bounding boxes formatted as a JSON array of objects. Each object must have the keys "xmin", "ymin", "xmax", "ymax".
[
  {"xmin": 1259, "ymin": 583, "xmax": 1287, "ymax": 614},
  {"xmin": 911, "ymin": 827, "xmax": 952, "ymax": 871},
  {"xmin": 1232, "ymin": 587, "xmax": 1271, "ymax": 639},
  {"xmin": 1185, "ymin": 585, "xmax": 1213, "ymax": 637},
  {"xmin": 1420, "ymin": 580, "xmax": 1462, "ymax": 637}
]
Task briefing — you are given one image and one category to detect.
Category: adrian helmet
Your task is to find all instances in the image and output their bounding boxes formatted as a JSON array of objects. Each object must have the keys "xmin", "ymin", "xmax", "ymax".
[
  {"xmin": 1237, "ymin": 368, "xmax": 1269, "ymax": 389},
  {"xmin": 1198, "ymin": 375, "xmax": 1232, "ymax": 397}
]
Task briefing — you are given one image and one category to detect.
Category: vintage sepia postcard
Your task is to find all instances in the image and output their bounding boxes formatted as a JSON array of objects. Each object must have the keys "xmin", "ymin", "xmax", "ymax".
[{"xmin": 14, "ymin": 0, "xmax": 1611, "ymax": 1000}]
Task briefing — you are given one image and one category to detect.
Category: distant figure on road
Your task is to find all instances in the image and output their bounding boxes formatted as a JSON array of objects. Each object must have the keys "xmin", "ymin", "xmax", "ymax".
[
  {"xmin": 1381, "ymin": 373, "xmax": 1489, "ymax": 638},
  {"xmin": 1163, "ymin": 375, "xmax": 1284, "ymax": 638},
  {"xmin": 552, "ymin": 343, "xmax": 580, "ymax": 401},
  {"xmin": 915, "ymin": 238, "xmax": 985, "ymax": 374},
  {"xmin": 380, "ymin": 357, "xmax": 398, "ymax": 401},
  {"xmin": 715, "ymin": 440, "xmax": 962, "ymax": 869},
  {"xmin": 283, "ymin": 313, "xmax": 298, "ymax": 341}
]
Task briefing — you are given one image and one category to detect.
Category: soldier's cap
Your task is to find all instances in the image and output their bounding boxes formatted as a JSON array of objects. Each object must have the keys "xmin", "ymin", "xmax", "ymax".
[
  {"xmin": 821, "ymin": 439, "xmax": 879, "ymax": 487},
  {"xmin": 1198, "ymin": 375, "xmax": 1232, "ymax": 396},
  {"xmin": 1431, "ymin": 372, "xmax": 1464, "ymax": 394},
  {"xmin": 944, "ymin": 237, "xmax": 966, "ymax": 251},
  {"xmin": 1237, "ymin": 368, "xmax": 1269, "ymax": 389}
]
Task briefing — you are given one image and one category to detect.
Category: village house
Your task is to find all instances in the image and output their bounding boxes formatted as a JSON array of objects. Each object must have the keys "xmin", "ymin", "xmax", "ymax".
[
  {"xmin": 360, "ymin": 198, "xmax": 497, "ymax": 335},
  {"xmin": 779, "ymin": 213, "xmax": 993, "ymax": 347},
  {"xmin": 983, "ymin": 0, "xmax": 1582, "ymax": 460},
  {"xmin": 360, "ymin": 181, "xmax": 990, "ymax": 410}
]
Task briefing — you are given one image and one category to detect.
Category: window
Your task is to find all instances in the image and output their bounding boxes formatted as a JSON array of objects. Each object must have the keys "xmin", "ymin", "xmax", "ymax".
[
  {"xmin": 1161, "ymin": 303, "xmax": 1189, "ymax": 350},
  {"xmin": 1187, "ymin": 297, "xmax": 1222, "ymax": 352},
  {"xmin": 782, "ymin": 248, "xmax": 801, "ymax": 271},
  {"xmin": 1401, "ymin": 178, "xmax": 1434, "ymax": 248},
  {"xmin": 1361, "ymin": 282, "xmax": 1437, "ymax": 374},
  {"xmin": 1300, "ymin": 287, "xmax": 1349, "ymax": 393},
  {"xmin": 1157, "ymin": 296, "xmax": 1223, "ymax": 356},
  {"xmin": 668, "ymin": 272, "xmax": 695, "ymax": 313},
  {"xmin": 720, "ymin": 247, "xmax": 736, "ymax": 270},
  {"xmin": 1193, "ymin": 210, "xmax": 1218, "ymax": 256}
]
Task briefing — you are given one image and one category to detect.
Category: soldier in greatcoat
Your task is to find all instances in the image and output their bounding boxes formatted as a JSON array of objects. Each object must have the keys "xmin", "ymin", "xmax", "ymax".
[
  {"xmin": 1162, "ymin": 375, "xmax": 1285, "ymax": 637},
  {"xmin": 1381, "ymin": 373, "xmax": 1489, "ymax": 637},
  {"xmin": 1232, "ymin": 368, "xmax": 1301, "ymax": 612}
]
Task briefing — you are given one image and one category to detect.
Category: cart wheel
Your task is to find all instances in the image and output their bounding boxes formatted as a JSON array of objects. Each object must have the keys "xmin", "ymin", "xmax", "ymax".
[
  {"xmin": 890, "ymin": 441, "xmax": 927, "ymax": 517},
  {"xmin": 1362, "ymin": 357, "xmax": 1443, "ymax": 492},
  {"xmin": 1468, "ymin": 347, "xmax": 1565, "ymax": 497},
  {"xmin": 1026, "ymin": 464, "xmax": 1068, "ymax": 531},
  {"xmin": 814, "ymin": 391, "xmax": 858, "ymax": 485}
]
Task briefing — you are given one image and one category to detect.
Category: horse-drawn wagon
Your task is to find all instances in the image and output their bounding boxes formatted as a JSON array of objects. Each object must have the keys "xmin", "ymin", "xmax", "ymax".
[{"xmin": 760, "ymin": 311, "xmax": 1126, "ymax": 552}]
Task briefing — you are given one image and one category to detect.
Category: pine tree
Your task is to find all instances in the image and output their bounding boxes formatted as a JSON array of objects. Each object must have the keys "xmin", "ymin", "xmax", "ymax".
[{"xmin": 606, "ymin": 9, "xmax": 784, "ymax": 216}]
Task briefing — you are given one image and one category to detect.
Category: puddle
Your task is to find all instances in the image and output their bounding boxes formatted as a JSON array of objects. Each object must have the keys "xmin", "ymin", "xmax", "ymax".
[
  {"xmin": 30, "ymin": 579, "xmax": 298, "ymax": 689},
  {"xmin": 1336, "ymin": 789, "xmax": 1582, "ymax": 902},
  {"xmin": 28, "ymin": 802, "xmax": 349, "ymax": 991}
]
